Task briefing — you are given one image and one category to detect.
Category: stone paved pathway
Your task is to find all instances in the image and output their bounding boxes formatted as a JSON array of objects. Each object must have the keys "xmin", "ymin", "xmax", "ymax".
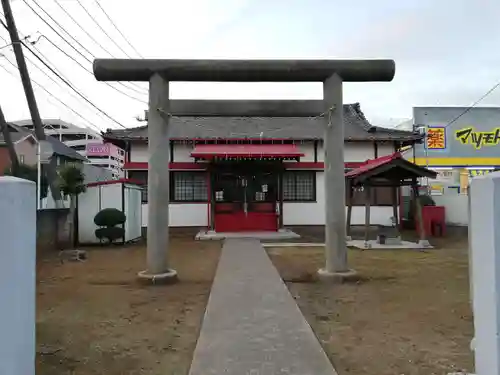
[{"xmin": 188, "ymin": 239, "xmax": 338, "ymax": 375}]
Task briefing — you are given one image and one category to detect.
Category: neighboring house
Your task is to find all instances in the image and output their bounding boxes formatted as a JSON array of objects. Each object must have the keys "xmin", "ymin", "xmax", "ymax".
[
  {"xmin": 12, "ymin": 118, "xmax": 125, "ymax": 178},
  {"xmin": 0, "ymin": 122, "xmax": 88, "ymax": 174},
  {"xmin": 103, "ymin": 100, "xmax": 422, "ymax": 232},
  {"xmin": 1, "ymin": 123, "xmax": 116, "ymax": 208},
  {"xmin": 0, "ymin": 128, "xmax": 37, "ymax": 172}
]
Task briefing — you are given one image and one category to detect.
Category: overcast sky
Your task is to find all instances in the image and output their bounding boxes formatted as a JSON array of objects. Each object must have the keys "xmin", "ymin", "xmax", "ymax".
[{"xmin": 1, "ymin": 0, "xmax": 500, "ymax": 132}]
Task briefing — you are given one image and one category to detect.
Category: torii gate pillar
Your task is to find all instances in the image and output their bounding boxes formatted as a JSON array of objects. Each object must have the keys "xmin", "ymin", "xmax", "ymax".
[
  {"xmin": 318, "ymin": 73, "xmax": 353, "ymax": 279},
  {"xmin": 93, "ymin": 59, "xmax": 396, "ymax": 284}
]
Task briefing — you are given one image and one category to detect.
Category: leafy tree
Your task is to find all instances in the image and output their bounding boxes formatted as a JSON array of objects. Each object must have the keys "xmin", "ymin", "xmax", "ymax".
[{"xmin": 58, "ymin": 163, "xmax": 86, "ymax": 248}]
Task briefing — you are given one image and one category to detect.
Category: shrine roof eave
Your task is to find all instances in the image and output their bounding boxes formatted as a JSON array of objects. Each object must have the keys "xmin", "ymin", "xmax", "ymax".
[{"xmin": 93, "ymin": 59, "xmax": 395, "ymax": 82}]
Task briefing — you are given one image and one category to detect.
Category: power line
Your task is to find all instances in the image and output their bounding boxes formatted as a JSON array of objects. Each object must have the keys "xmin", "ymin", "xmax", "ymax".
[
  {"xmin": 1, "ymin": 18, "xmax": 127, "ymax": 129},
  {"xmin": 0, "ymin": 40, "xmax": 11, "ymax": 49},
  {"xmin": 21, "ymin": 0, "xmax": 93, "ymax": 63},
  {"xmin": 443, "ymin": 82, "xmax": 500, "ymax": 129},
  {"xmin": 20, "ymin": 39, "xmax": 126, "ymax": 128},
  {"xmin": 52, "ymin": 0, "xmax": 114, "ymax": 57},
  {"xmin": 0, "ymin": 56, "xmax": 103, "ymax": 133},
  {"xmin": 75, "ymin": 0, "xmax": 133, "ymax": 58},
  {"xmin": 1, "ymin": 23, "xmax": 146, "ymax": 116},
  {"xmin": 0, "ymin": 35, "xmax": 115, "ymax": 132},
  {"xmin": 36, "ymin": 34, "xmax": 147, "ymax": 102},
  {"xmin": 0, "ymin": 33, "xmax": 29, "ymax": 49},
  {"xmin": 93, "ymin": 0, "xmax": 143, "ymax": 58},
  {"xmin": 22, "ymin": 0, "xmax": 147, "ymax": 94}
]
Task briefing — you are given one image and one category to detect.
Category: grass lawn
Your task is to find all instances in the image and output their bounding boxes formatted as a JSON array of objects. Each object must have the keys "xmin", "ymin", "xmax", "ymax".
[
  {"xmin": 36, "ymin": 234, "xmax": 221, "ymax": 375},
  {"xmin": 268, "ymin": 239, "xmax": 473, "ymax": 375}
]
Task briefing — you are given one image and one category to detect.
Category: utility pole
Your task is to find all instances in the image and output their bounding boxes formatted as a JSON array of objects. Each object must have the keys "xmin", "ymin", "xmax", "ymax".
[
  {"xmin": 1, "ymin": 0, "xmax": 63, "ymax": 206},
  {"xmin": 0, "ymin": 104, "xmax": 19, "ymax": 176}
]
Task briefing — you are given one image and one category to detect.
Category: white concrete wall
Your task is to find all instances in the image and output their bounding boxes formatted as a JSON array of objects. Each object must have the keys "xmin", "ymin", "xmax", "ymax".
[
  {"xmin": 317, "ymin": 142, "xmax": 393, "ymax": 162},
  {"xmin": 129, "ymin": 141, "xmax": 387, "ymax": 164},
  {"xmin": 299, "ymin": 142, "xmax": 315, "ymax": 162},
  {"xmin": 174, "ymin": 143, "xmax": 195, "ymax": 162},
  {"xmin": 432, "ymin": 194, "xmax": 469, "ymax": 226},
  {"xmin": 142, "ymin": 203, "xmax": 208, "ymax": 227},
  {"xmin": 130, "ymin": 143, "xmax": 148, "ymax": 162},
  {"xmin": 284, "ymin": 172, "xmax": 393, "ymax": 226},
  {"xmin": 139, "ymin": 172, "xmax": 394, "ymax": 227},
  {"xmin": 0, "ymin": 177, "xmax": 36, "ymax": 375},
  {"xmin": 131, "ymin": 141, "xmax": 396, "ymax": 227}
]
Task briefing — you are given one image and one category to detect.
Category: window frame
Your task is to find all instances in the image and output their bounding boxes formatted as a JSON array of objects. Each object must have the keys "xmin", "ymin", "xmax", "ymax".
[
  {"xmin": 170, "ymin": 171, "xmax": 208, "ymax": 203},
  {"xmin": 282, "ymin": 170, "xmax": 316, "ymax": 202}
]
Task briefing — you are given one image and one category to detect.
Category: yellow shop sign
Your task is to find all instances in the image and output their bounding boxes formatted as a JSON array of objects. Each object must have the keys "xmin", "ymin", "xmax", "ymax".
[
  {"xmin": 426, "ymin": 127, "xmax": 446, "ymax": 149},
  {"xmin": 455, "ymin": 126, "xmax": 500, "ymax": 149}
]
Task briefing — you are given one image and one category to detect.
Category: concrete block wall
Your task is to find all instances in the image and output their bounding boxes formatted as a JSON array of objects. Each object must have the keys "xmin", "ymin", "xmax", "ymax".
[{"xmin": 36, "ymin": 208, "xmax": 70, "ymax": 254}]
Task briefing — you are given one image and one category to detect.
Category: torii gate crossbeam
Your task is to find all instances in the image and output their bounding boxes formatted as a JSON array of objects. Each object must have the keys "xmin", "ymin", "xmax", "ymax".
[{"xmin": 93, "ymin": 58, "xmax": 396, "ymax": 283}]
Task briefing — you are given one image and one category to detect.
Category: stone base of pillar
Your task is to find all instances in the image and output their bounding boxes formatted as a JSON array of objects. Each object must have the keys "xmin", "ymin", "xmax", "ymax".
[
  {"xmin": 138, "ymin": 269, "xmax": 178, "ymax": 285},
  {"xmin": 346, "ymin": 236, "xmax": 352, "ymax": 241},
  {"xmin": 317, "ymin": 268, "xmax": 358, "ymax": 283},
  {"xmin": 470, "ymin": 337, "xmax": 475, "ymax": 352},
  {"xmin": 418, "ymin": 239, "xmax": 432, "ymax": 248}
]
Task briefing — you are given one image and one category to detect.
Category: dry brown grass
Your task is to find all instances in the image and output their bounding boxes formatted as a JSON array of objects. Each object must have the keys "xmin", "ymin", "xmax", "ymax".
[
  {"xmin": 268, "ymin": 240, "xmax": 473, "ymax": 375},
  {"xmin": 36, "ymin": 235, "xmax": 221, "ymax": 375}
]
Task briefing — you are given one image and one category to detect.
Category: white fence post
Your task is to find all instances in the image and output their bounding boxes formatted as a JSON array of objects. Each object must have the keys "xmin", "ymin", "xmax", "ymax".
[
  {"xmin": 470, "ymin": 172, "xmax": 500, "ymax": 375},
  {"xmin": 0, "ymin": 177, "xmax": 36, "ymax": 375}
]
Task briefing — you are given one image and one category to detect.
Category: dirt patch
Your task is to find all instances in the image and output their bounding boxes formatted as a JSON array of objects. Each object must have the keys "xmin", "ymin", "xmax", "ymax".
[
  {"xmin": 268, "ymin": 241, "xmax": 474, "ymax": 375},
  {"xmin": 36, "ymin": 236, "xmax": 221, "ymax": 375}
]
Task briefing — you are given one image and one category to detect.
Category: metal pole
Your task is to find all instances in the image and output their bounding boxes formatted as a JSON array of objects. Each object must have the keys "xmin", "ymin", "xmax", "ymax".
[
  {"xmin": 36, "ymin": 141, "xmax": 41, "ymax": 209},
  {"xmin": 1, "ymin": 0, "xmax": 63, "ymax": 206}
]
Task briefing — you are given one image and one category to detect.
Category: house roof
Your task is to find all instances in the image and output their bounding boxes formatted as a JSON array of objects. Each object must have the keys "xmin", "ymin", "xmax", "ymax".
[
  {"xmin": 11, "ymin": 118, "xmax": 78, "ymax": 128},
  {"xmin": 103, "ymin": 102, "xmax": 421, "ymax": 143},
  {"xmin": 345, "ymin": 152, "xmax": 437, "ymax": 183},
  {"xmin": 0, "ymin": 131, "xmax": 33, "ymax": 144},
  {"xmin": 44, "ymin": 136, "xmax": 88, "ymax": 162},
  {"xmin": 4, "ymin": 123, "xmax": 87, "ymax": 162}
]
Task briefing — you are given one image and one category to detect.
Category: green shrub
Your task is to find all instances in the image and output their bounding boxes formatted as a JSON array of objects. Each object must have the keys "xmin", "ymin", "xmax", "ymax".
[
  {"xmin": 94, "ymin": 208, "xmax": 126, "ymax": 227},
  {"xmin": 95, "ymin": 227, "xmax": 125, "ymax": 243},
  {"xmin": 94, "ymin": 208, "xmax": 126, "ymax": 244}
]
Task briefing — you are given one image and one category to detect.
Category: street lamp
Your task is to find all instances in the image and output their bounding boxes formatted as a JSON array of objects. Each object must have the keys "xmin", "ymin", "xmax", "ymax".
[{"xmin": 36, "ymin": 139, "xmax": 53, "ymax": 209}]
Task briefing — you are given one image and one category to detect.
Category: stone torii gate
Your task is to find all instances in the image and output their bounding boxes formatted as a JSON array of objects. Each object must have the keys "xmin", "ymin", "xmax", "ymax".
[{"xmin": 93, "ymin": 59, "xmax": 396, "ymax": 283}]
